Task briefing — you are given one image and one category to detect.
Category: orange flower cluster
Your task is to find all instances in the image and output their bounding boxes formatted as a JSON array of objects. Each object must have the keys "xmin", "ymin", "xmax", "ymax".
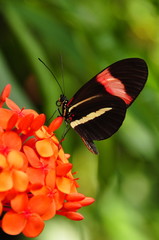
[{"xmin": 0, "ymin": 85, "xmax": 95, "ymax": 238}]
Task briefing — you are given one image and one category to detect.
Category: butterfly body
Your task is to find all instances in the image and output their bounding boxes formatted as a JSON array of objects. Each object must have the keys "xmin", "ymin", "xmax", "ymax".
[{"xmin": 57, "ymin": 58, "xmax": 148, "ymax": 154}]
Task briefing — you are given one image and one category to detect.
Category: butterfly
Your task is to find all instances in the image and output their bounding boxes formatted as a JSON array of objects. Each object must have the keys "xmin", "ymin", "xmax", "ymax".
[{"xmin": 56, "ymin": 58, "xmax": 148, "ymax": 154}]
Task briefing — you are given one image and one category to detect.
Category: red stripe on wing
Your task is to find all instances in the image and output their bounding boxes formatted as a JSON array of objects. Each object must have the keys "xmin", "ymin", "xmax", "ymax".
[{"xmin": 96, "ymin": 68, "xmax": 132, "ymax": 105}]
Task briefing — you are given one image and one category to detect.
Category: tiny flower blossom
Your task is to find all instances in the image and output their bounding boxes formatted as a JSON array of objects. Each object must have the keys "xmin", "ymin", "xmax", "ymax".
[{"xmin": 0, "ymin": 85, "xmax": 95, "ymax": 238}]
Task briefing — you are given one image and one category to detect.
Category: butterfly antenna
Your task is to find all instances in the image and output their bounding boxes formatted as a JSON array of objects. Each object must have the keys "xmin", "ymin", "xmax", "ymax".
[
  {"xmin": 59, "ymin": 53, "xmax": 65, "ymax": 94},
  {"xmin": 38, "ymin": 58, "xmax": 64, "ymax": 95}
]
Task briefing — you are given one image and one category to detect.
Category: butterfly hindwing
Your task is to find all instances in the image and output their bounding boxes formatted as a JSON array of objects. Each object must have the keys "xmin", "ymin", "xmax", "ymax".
[{"xmin": 69, "ymin": 94, "xmax": 126, "ymax": 154}]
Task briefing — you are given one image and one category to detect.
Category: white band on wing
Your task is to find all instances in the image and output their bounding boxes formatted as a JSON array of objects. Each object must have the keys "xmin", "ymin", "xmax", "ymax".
[{"xmin": 70, "ymin": 107, "xmax": 112, "ymax": 128}]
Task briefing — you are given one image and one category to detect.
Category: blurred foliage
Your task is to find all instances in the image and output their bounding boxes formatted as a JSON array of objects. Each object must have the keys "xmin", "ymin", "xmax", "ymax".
[{"xmin": 1, "ymin": 0, "xmax": 159, "ymax": 239}]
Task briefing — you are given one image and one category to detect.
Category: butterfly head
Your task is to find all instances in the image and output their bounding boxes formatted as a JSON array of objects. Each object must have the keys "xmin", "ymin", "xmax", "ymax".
[
  {"xmin": 56, "ymin": 94, "xmax": 69, "ymax": 119},
  {"xmin": 56, "ymin": 94, "xmax": 67, "ymax": 106}
]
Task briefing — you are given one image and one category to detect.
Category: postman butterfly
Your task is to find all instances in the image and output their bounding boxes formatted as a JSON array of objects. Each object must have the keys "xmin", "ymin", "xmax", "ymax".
[
  {"xmin": 39, "ymin": 58, "xmax": 148, "ymax": 154},
  {"xmin": 55, "ymin": 58, "xmax": 148, "ymax": 154}
]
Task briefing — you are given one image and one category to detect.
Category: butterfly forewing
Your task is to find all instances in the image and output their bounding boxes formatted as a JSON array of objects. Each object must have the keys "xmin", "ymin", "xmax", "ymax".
[
  {"xmin": 69, "ymin": 58, "xmax": 148, "ymax": 107},
  {"xmin": 107, "ymin": 58, "xmax": 148, "ymax": 105}
]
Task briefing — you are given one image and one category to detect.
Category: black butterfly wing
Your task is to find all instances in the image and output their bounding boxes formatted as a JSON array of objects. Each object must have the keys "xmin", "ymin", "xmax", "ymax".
[
  {"xmin": 67, "ymin": 58, "xmax": 148, "ymax": 154},
  {"xmin": 69, "ymin": 58, "xmax": 148, "ymax": 107},
  {"xmin": 69, "ymin": 94, "xmax": 126, "ymax": 154}
]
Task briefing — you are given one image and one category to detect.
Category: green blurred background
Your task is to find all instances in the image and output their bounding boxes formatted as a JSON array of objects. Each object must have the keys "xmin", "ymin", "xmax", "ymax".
[{"xmin": 1, "ymin": 0, "xmax": 159, "ymax": 239}]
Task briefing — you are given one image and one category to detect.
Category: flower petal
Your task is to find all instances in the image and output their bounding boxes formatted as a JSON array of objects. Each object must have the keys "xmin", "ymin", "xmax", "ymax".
[
  {"xmin": 0, "ymin": 171, "xmax": 13, "ymax": 191},
  {"xmin": 65, "ymin": 193, "xmax": 85, "ymax": 201},
  {"xmin": 22, "ymin": 214, "xmax": 44, "ymax": 238},
  {"xmin": 0, "ymin": 84, "xmax": 11, "ymax": 105},
  {"xmin": 23, "ymin": 146, "xmax": 40, "ymax": 167},
  {"xmin": 22, "ymin": 109, "xmax": 38, "ymax": 117},
  {"xmin": 11, "ymin": 193, "xmax": 28, "ymax": 212},
  {"xmin": 56, "ymin": 177, "xmax": 73, "ymax": 194},
  {"xmin": 35, "ymin": 126, "xmax": 51, "ymax": 139},
  {"xmin": 65, "ymin": 211, "xmax": 84, "ymax": 221},
  {"xmin": 54, "ymin": 190, "xmax": 65, "ymax": 210},
  {"xmin": 36, "ymin": 139, "xmax": 54, "ymax": 157},
  {"xmin": 7, "ymin": 150, "xmax": 24, "ymax": 169},
  {"xmin": 0, "ymin": 154, "xmax": 7, "ymax": 169},
  {"xmin": 30, "ymin": 185, "xmax": 48, "ymax": 196},
  {"xmin": 58, "ymin": 148, "xmax": 68, "ymax": 164},
  {"xmin": 0, "ymin": 109, "xmax": 13, "ymax": 129},
  {"xmin": 41, "ymin": 199, "xmax": 56, "ymax": 220},
  {"xmin": 28, "ymin": 195, "xmax": 52, "ymax": 215},
  {"xmin": 48, "ymin": 116, "xmax": 63, "ymax": 132},
  {"xmin": 18, "ymin": 114, "xmax": 34, "ymax": 131},
  {"xmin": 26, "ymin": 168, "xmax": 45, "ymax": 185},
  {"xmin": 6, "ymin": 98, "xmax": 21, "ymax": 112},
  {"xmin": 45, "ymin": 169, "xmax": 56, "ymax": 189},
  {"xmin": 2, "ymin": 131, "xmax": 22, "ymax": 151},
  {"xmin": 2, "ymin": 211, "xmax": 26, "ymax": 235},
  {"xmin": 56, "ymin": 163, "xmax": 72, "ymax": 177},
  {"xmin": 7, "ymin": 113, "xmax": 18, "ymax": 130},
  {"xmin": 64, "ymin": 201, "xmax": 82, "ymax": 211},
  {"xmin": 12, "ymin": 170, "xmax": 29, "ymax": 192},
  {"xmin": 79, "ymin": 197, "xmax": 95, "ymax": 206},
  {"xmin": 31, "ymin": 114, "xmax": 46, "ymax": 131},
  {"xmin": 58, "ymin": 211, "xmax": 84, "ymax": 221}
]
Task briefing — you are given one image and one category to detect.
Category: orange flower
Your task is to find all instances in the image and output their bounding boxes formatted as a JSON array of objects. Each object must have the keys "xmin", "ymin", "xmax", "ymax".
[
  {"xmin": 0, "ymin": 85, "xmax": 95, "ymax": 238},
  {"xmin": 2, "ymin": 193, "xmax": 51, "ymax": 237}
]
